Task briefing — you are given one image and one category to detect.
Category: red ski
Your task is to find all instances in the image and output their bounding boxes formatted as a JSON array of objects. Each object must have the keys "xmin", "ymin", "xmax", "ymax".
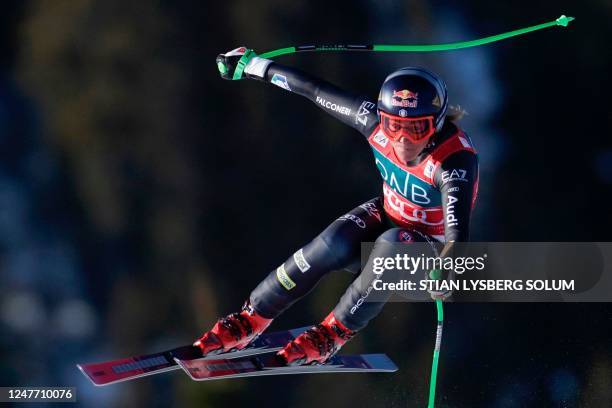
[
  {"xmin": 177, "ymin": 351, "xmax": 398, "ymax": 381},
  {"xmin": 77, "ymin": 326, "xmax": 310, "ymax": 386}
]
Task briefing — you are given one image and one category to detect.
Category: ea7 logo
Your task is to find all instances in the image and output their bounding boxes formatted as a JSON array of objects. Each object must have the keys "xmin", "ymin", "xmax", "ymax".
[
  {"xmin": 441, "ymin": 169, "xmax": 467, "ymax": 183},
  {"xmin": 359, "ymin": 202, "xmax": 382, "ymax": 222},
  {"xmin": 355, "ymin": 101, "xmax": 376, "ymax": 126}
]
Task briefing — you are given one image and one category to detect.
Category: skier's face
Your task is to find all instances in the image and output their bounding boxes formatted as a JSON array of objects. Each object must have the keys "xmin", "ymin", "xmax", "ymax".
[{"xmin": 390, "ymin": 136, "xmax": 429, "ymax": 164}]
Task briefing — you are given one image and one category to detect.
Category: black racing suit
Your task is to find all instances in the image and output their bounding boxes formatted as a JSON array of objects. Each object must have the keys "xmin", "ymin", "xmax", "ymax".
[{"xmin": 248, "ymin": 62, "xmax": 479, "ymax": 330}]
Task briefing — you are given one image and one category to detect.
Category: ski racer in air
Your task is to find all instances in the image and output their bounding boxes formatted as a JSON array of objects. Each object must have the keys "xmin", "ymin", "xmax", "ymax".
[{"xmin": 195, "ymin": 47, "xmax": 479, "ymax": 366}]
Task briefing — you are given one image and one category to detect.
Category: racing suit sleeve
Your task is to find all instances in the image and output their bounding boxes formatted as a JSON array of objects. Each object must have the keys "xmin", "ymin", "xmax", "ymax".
[
  {"xmin": 247, "ymin": 59, "xmax": 378, "ymax": 137},
  {"xmin": 430, "ymin": 150, "xmax": 479, "ymax": 299},
  {"xmin": 434, "ymin": 150, "xmax": 479, "ymax": 243}
]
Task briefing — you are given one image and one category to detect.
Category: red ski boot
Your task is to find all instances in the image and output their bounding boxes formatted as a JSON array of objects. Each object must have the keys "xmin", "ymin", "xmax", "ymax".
[
  {"xmin": 194, "ymin": 301, "xmax": 272, "ymax": 354},
  {"xmin": 277, "ymin": 312, "xmax": 355, "ymax": 365}
]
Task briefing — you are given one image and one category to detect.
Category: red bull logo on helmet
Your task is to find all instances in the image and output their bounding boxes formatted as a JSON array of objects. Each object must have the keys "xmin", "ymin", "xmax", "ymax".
[{"xmin": 391, "ymin": 89, "xmax": 418, "ymax": 108}]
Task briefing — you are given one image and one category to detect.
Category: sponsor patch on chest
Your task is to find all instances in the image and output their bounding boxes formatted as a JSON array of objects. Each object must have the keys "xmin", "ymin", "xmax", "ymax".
[{"xmin": 371, "ymin": 148, "xmax": 441, "ymax": 207}]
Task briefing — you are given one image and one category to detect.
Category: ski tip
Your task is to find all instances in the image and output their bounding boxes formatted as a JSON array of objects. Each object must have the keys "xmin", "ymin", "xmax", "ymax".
[
  {"xmin": 361, "ymin": 354, "xmax": 399, "ymax": 372},
  {"xmin": 76, "ymin": 364, "xmax": 105, "ymax": 387}
]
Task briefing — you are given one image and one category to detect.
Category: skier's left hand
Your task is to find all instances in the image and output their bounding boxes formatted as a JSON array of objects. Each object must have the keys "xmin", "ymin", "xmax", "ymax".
[{"xmin": 427, "ymin": 269, "xmax": 454, "ymax": 301}]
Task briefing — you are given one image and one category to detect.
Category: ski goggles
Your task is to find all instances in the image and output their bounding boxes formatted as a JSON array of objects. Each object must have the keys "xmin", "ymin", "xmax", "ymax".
[{"xmin": 379, "ymin": 111, "xmax": 436, "ymax": 143}]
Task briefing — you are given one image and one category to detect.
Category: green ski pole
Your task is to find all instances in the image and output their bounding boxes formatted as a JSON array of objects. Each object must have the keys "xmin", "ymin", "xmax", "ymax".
[
  {"xmin": 258, "ymin": 15, "xmax": 574, "ymax": 59},
  {"xmin": 428, "ymin": 299, "xmax": 444, "ymax": 408},
  {"xmin": 223, "ymin": 15, "xmax": 574, "ymax": 79}
]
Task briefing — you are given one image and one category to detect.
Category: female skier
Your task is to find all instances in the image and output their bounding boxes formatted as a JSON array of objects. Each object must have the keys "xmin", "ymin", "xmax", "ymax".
[{"xmin": 194, "ymin": 47, "xmax": 479, "ymax": 366}]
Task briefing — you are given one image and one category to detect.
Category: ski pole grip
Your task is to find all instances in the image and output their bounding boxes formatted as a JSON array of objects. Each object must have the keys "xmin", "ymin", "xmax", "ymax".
[{"xmin": 232, "ymin": 49, "xmax": 257, "ymax": 80}]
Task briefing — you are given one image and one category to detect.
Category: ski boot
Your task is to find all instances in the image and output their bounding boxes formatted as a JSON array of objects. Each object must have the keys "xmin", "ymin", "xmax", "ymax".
[
  {"xmin": 194, "ymin": 300, "xmax": 272, "ymax": 354},
  {"xmin": 277, "ymin": 312, "xmax": 355, "ymax": 365}
]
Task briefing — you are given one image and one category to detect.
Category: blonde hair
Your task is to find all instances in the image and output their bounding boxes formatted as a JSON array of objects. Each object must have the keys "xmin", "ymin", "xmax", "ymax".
[{"xmin": 446, "ymin": 104, "xmax": 468, "ymax": 122}]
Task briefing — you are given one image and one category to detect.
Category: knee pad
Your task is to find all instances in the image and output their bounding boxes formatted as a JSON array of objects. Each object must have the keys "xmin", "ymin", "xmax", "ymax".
[{"xmin": 314, "ymin": 225, "xmax": 360, "ymax": 270}]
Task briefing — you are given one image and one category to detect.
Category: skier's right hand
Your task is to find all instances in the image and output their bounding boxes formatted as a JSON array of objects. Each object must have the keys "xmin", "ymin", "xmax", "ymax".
[
  {"xmin": 427, "ymin": 268, "xmax": 454, "ymax": 301},
  {"xmin": 216, "ymin": 46, "xmax": 256, "ymax": 80}
]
